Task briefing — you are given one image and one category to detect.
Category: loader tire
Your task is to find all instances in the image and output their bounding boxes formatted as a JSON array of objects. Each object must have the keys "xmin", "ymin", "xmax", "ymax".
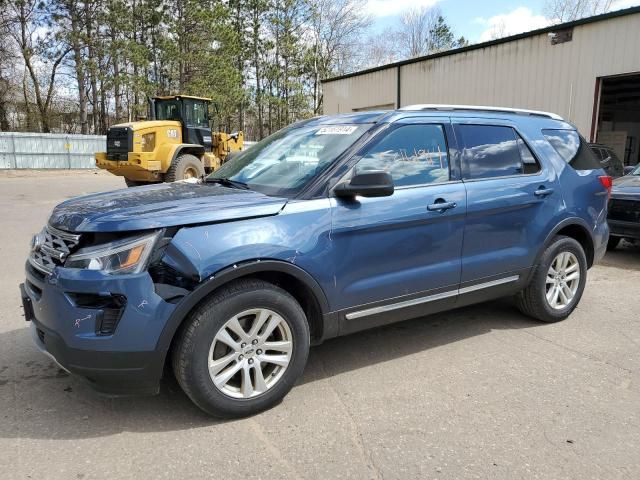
[{"xmin": 165, "ymin": 154, "xmax": 205, "ymax": 182}]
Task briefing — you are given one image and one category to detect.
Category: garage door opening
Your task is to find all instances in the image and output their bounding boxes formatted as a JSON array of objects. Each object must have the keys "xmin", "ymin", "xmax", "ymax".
[{"xmin": 594, "ymin": 73, "xmax": 640, "ymax": 167}]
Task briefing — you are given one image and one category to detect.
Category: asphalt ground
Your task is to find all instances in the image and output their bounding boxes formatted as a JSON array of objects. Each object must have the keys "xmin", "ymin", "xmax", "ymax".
[{"xmin": 1, "ymin": 170, "xmax": 639, "ymax": 480}]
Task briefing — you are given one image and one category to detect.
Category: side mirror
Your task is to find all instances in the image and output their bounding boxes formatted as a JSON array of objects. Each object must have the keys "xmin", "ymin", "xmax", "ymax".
[{"xmin": 334, "ymin": 170, "xmax": 394, "ymax": 198}]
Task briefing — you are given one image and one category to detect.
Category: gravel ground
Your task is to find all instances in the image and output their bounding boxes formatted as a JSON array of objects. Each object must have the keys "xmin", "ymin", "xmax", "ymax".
[{"xmin": 1, "ymin": 171, "xmax": 639, "ymax": 480}]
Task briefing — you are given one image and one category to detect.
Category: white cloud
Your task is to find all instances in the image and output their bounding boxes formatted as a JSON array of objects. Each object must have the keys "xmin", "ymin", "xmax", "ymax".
[
  {"xmin": 477, "ymin": 6, "xmax": 552, "ymax": 42},
  {"xmin": 611, "ymin": 0, "xmax": 640, "ymax": 9},
  {"xmin": 365, "ymin": 0, "xmax": 440, "ymax": 18}
]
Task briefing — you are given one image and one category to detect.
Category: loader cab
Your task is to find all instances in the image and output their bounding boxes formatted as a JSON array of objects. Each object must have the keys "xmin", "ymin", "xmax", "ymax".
[{"xmin": 153, "ymin": 95, "xmax": 213, "ymax": 151}]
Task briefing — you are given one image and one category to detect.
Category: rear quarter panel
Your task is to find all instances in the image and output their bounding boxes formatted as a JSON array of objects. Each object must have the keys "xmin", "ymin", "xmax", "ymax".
[{"xmin": 525, "ymin": 121, "xmax": 609, "ymax": 259}]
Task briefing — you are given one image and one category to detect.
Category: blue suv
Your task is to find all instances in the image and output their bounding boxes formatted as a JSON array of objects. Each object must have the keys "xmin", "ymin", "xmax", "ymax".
[{"xmin": 20, "ymin": 105, "xmax": 611, "ymax": 417}]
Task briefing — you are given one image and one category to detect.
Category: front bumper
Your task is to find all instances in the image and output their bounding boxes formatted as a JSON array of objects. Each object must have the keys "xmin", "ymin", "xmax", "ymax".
[
  {"xmin": 21, "ymin": 262, "xmax": 178, "ymax": 395},
  {"xmin": 608, "ymin": 219, "xmax": 640, "ymax": 240}
]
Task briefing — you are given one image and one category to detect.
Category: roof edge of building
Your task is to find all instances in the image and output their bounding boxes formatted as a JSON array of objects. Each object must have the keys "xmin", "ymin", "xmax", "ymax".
[{"xmin": 322, "ymin": 6, "xmax": 640, "ymax": 84}]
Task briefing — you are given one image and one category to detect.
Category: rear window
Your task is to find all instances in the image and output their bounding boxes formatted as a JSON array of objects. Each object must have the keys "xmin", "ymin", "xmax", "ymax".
[
  {"xmin": 458, "ymin": 125, "xmax": 541, "ymax": 180},
  {"xmin": 543, "ymin": 130, "xmax": 601, "ymax": 170}
]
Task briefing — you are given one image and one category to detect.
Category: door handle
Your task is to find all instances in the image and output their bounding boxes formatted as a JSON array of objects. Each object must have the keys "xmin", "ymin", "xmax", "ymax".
[
  {"xmin": 534, "ymin": 187, "xmax": 554, "ymax": 197},
  {"xmin": 427, "ymin": 200, "xmax": 457, "ymax": 212}
]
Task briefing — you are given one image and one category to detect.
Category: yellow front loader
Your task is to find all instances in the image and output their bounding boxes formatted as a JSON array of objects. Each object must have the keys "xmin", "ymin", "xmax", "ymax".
[{"xmin": 95, "ymin": 95, "xmax": 244, "ymax": 187}]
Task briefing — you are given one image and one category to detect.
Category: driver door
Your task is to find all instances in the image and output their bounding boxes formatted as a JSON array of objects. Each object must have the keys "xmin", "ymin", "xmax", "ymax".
[{"xmin": 329, "ymin": 118, "xmax": 466, "ymax": 334}]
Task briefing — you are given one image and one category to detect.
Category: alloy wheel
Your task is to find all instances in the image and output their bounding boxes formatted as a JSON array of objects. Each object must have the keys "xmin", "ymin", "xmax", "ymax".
[
  {"xmin": 545, "ymin": 251, "xmax": 581, "ymax": 310},
  {"xmin": 207, "ymin": 308, "xmax": 293, "ymax": 399}
]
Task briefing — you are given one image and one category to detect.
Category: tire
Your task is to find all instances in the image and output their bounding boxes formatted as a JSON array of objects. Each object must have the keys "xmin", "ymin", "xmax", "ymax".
[
  {"xmin": 172, "ymin": 279, "xmax": 310, "ymax": 418},
  {"xmin": 516, "ymin": 235, "xmax": 587, "ymax": 323},
  {"xmin": 606, "ymin": 236, "xmax": 621, "ymax": 251},
  {"xmin": 165, "ymin": 153, "xmax": 205, "ymax": 182},
  {"xmin": 124, "ymin": 178, "xmax": 146, "ymax": 188}
]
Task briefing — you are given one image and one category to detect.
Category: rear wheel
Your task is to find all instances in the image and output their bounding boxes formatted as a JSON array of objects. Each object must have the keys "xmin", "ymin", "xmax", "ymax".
[
  {"xmin": 516, "ymin": 235, "xmax": 587, "ymax": 323},
  {"xmin": 165, "ymin": 153, "xmax": 205, "ymax": 182},
  {"xmin": 607, "ymin": 236, "xmax": 621, "ymax": 251},
  {"xmin": 172, "ymin": 279, "xmax": 310, "ymax": 418}
]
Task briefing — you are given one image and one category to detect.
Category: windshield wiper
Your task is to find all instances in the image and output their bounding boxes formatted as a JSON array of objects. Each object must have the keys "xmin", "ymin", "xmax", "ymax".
[{"xmin": 206, "ymin": 177, "xmax": 251, "ymax": 190}]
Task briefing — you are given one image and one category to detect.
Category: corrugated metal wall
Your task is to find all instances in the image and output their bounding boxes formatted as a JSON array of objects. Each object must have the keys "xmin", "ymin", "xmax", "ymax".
[
  {"xmin": 322, "ymin": 11, "xmax": 640, "ymax": 138},
  {"xmin": 323, "ymin": 69, "xmax": 397, "ymax": 114},
  {"xmin": 0, "ymin": 132, "xmax": 105, "ymax": 169}
]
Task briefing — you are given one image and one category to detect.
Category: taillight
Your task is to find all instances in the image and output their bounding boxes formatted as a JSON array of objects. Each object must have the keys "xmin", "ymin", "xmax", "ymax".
[{"xmin": 599, "ymin": 175, "xmax": 613, "ymax": 199}]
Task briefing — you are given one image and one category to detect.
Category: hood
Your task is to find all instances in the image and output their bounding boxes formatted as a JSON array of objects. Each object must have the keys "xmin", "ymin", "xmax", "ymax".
[
  {"xmin": 612, "ymin": 174, "xmax": 640, "ymax": 199},
  {"xmin": 49, "ymin": 182, "xmax": 288, "ymax": 232}
]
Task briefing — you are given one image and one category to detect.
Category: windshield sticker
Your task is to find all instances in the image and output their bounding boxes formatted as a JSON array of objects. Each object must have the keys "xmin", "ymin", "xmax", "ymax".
[{"xmin": 315, "ymin": 126, "xmax": 358, "ymax": 135}]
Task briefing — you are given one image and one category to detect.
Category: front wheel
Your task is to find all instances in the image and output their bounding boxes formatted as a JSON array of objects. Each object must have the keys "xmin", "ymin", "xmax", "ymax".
[
  {"xmin": 172, "ymin": 279, "xmax": 310, "ymax": 418},
  {"xmin": 165, "ymin": 153, "xmax": 205, "ymax": 182},
  {"xmin": 516, "ymin": 235, "xmax": 587, "ymax": 323}
]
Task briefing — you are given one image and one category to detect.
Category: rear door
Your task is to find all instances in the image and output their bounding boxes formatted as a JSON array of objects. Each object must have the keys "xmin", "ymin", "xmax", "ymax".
[
  {"xmin": 454, "ymin": 120, "xmax": 563, "ymax": 286},
  {"xmin": 330, "ymin": 118, "xmax": 466, "ymax": 331}
]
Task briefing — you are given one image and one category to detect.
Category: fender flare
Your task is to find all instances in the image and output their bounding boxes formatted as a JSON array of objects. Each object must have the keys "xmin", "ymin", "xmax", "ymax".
[
  {"xmin": 154, "ymin": 259, "xmax": 330, "ymax": 357},
  {"xmin": 171, "ymin": 144, "xmax": 205, "ymax": 163},
  {"xmin": 530, "ymin": 216, "xmax": 595, "ymax": 277}
]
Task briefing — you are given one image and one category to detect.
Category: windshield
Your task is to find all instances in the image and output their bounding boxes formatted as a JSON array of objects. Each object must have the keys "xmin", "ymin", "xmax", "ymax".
[
  {"xmin": 183, "ymin": 99, "xmax": 209, "ymax": 128},
  {"xmin": 632, "ymin": 164, "xmax": 640, "ymax": 175},
  {"xmin": 208, "ymin": 123, "xmax": 370, "ymax": 196}
]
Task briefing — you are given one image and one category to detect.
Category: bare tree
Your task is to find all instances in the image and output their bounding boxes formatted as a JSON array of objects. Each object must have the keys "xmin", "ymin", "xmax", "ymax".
[
  {"xmin": 397, "ymin": 5, "xmax": 439, "ymax": 58},
  {"xmin": 488, "ymin": 19, "xmax": 507, "ymax": 40},
  {"xmin": 544, "ymin": 0, "xmax": 614, "ymax": 22},
  {"xmin": 0, "ymin": 4, "xmax": 16, "ymax": 130},
  {"xmin": 361, "ymin": 27, "xmax": 402, "ymax": 68},
  {"xmin": 7, "ymin": 0, "xmax": 70, "ymax": 132},
  {"xmin": 308, "ymin": 0, "xmax": 371, "ymax": 114}
]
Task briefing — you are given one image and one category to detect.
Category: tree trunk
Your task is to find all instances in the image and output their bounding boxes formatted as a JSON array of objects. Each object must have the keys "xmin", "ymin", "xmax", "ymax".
[
  {"xmin": 99, "ymin": 77, "xmax": 107, "ymax": 133},
  {"xmin": 0, "ymin": 98, "xmax": 9, "ymax": 131},
  {"xmin": 252, "ymin": 7, "xmax": 264, "ymax": 139},
  {"xmin": 85, "ymin": 0, "xmax": 99, "ymax": 133},
  {"xmin": 70, "ymin": 6, "xmax": 88, "ymax": 135},
  {"xmin": 111, "ymin": 28, "xmax": 122, "ymax": 123}
]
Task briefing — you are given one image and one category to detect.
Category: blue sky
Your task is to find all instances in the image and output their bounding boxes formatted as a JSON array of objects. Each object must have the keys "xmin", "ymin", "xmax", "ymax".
[{"xmin": 366, "ymin": 0, "xmax": 640, "ymax": 43}]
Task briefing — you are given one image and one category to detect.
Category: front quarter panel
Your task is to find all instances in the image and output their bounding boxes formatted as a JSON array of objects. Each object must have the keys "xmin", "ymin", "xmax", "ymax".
[{"xmin": 163, "ymin": 198, "xmax": 334, "ymax": 297}]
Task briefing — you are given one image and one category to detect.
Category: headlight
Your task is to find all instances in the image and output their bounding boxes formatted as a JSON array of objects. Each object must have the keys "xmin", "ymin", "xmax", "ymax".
[
  {"xmin": 141, "ymin": 132, "xmax": 156, "ymax": 152},
  {"xmin": 65, "ymin": 231, "xmax": 160, "ymax": 274}
]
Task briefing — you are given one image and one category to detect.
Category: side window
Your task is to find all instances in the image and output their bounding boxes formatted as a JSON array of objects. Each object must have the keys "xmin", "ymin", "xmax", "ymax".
[
  {"xmin": 355, "ymin": 124, "xmax": 450, "ymax": 187},
  {"xmin": 517, "ymin": 136, "xmax": 541, "ymax": 174},
  {"xmin": 542, "ymin": 129, "xmax": 601, "ymax": 170},
  {"xmin": 459, "ymin": 125, "xmax": 540, "ymax": 179}
]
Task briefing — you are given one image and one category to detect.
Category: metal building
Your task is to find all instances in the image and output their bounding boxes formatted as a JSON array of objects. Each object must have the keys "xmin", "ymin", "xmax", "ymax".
[{"xmin": 322, "ymin": 7, "xmax": 640, "ymax": 166}]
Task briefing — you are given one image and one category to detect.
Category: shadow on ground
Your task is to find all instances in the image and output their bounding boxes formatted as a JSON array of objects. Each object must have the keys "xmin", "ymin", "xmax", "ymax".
[
  {"xmin": 0, "ymin": 298, "xmax": 541, "ymax": 440},
  {"xmin": 601, "ymin": 239, "xmax": 640, "ymax": 271}
]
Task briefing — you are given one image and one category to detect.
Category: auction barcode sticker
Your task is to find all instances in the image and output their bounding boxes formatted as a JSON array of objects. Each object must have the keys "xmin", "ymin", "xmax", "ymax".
[{"xmin": 315, "ymin": 126, "xmax": 358, "ymax": 135}]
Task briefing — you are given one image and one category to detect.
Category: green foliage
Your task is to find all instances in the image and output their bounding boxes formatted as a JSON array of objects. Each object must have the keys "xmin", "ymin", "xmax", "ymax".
[{"xmin": 3, "ymin": 0, "xmax": 468, "ymax": 136}]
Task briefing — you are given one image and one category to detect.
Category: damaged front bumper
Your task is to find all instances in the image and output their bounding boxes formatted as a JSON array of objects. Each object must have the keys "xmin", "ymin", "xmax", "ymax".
[{"xmin": 21, "ymin": 262, "xmax": 177, "ymax": 395}]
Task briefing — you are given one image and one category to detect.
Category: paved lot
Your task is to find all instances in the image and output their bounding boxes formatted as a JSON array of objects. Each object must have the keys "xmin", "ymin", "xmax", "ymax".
[{"xmin": 1, "ymin": 171, "xmax": 639, "ymax": 480}]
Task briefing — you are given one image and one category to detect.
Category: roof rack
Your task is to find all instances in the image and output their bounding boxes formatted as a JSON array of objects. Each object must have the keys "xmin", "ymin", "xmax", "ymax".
[{"xmin": 399, "ymin": 104, "xmax": 564, "ymax": 120}]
